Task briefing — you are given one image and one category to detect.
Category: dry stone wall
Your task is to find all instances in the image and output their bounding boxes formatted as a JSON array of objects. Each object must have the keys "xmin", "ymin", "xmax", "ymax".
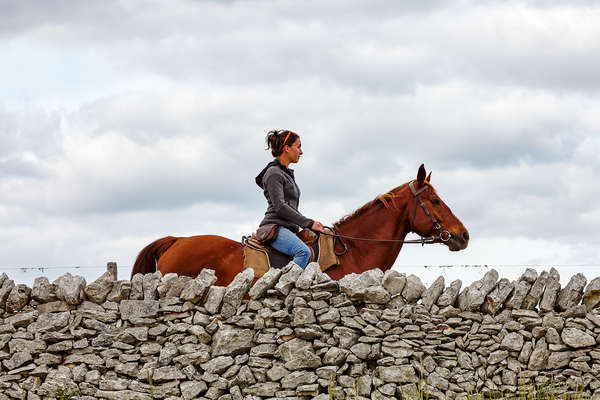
[{"xmin": 1, "ymin": 262, "xmax": 600, "ymax": 399}]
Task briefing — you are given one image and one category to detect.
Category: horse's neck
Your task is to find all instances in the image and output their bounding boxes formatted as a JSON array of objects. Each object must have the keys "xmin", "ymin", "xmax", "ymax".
[{"xmin": 335, "ymin": 190, "xmax": 412, "ymax": 273}]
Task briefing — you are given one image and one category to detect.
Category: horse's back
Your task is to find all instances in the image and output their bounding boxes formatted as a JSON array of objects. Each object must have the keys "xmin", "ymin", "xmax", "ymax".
[{"xmin": 157, "ymin": 234, "xmax": 244, "ymax": 285}]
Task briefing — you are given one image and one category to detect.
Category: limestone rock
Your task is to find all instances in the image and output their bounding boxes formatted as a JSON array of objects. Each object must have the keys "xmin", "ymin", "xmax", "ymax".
[
  {"xmin": 249, "ymin": 268, "xmax": 282, "ymax": 300},
  {"xmin": 438, "ymin": 279, "xmax": 462, "ymax": 307},
  {"xmin": 458, "ymin": 269, "xmax": 498, "ymax": 311},
  {"xmin": 382, "ymin": 270, "xmax": 406, "ymax": 297},
  {"xmin": 522, "ymin": 270, "xmax": 548, "ymax": 310},
  {"xmin": 129, "ymin": 273, "xmax": 144, "ymax": 300},
  {"xmin": 339, "ymin": 269, "xmax": 384, "ymax": 301},
  {"xmin": 6, "ymin": 284, "xmax": 31, "ymax": 313},
  {"xmin": 483, "ymin": 278, "xmax": 513, "ymax": 314},
  {"xmin": 180, "ymin": 269, "xmax": 217, "ymax": 303},
  {"xmin": 296, "ymin": 262, "xmax": 320, "ymax": 290},
  {"xmin": 119, "ymin": 300, "xmax": 159, "ymax": 322},
  {"xmin": 84, "ymin": 267, "xmax": 117, "ymax": 304},
  {"xmin": 32, "ymin": 277, "xmax": 57, "ymax": 303},
  {"xmin": 0, "ymin": 277, "xmax": 15, "ymax": 309},
  {"xmin": 505, "ymin": 280, "xmax": 530, "ymax": 309},
  {"xmin": 275, "ymin": 263, "xmax": 304, "ymax": 295},
  {"xmin": 279, "ymin": 338, "xmax": 322, "ymax": 371},
  {"xmin": 402, "ymin": 274, "xmax": 425, "ymax": 303},
  {"xmin": 212, "ymin": 326, "xmax": 254, "ymax": 356},
  {"xmin": 377, "ymin": 365, "xmax": 418, "ymax": 383},
  {"xmin": 540, "ymin": 268, "xmax": 561, "ymax": 312},
  {"xmin": 142, "ymin": 271, "xmax": 161, "ymax": 300},
  {"xmin": 583, "ymin": 277, "xmax": 600, "ymax": 311},
  {"xmin": 221, "ymin": 268, "xmax": 254, "ymax": 319},
  {"xmin": 421, "ymin": 276, "xmax": 444, "ymax": 311},
  {"xmin": 528, "ymin": 338, "xmax": 548, "ymax": 370},
  {"xmin": 561, "ymin": 328, "xmax": 596, "ymax": 348},
  {"xmin": 204, "ymin": 286, "xmax": 226, "ymax": 314},
  {"xmin": 53, "ymin": 273, "xmax": 86, "ymax": 305},
  {"xmin": 557, "ymin": 273, "xmax": 587, "ymax": 311}
]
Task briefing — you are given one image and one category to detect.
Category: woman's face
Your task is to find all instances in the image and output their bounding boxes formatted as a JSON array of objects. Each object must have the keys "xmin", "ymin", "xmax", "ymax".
[{"xmin": 286, "ymin": 138, "xmax": 303, "ymax": 163}]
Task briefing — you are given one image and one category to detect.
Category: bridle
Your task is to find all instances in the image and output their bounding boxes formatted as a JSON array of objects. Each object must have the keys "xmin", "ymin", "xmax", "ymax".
[{"xmin": 321, "ymin": 180, "xmax": 452, "ymax": 256}]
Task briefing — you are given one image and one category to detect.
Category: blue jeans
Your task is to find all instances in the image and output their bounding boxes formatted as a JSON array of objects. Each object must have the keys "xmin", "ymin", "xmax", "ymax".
[{"xmin": 271, "ymin": 226, "xmax": 311, "ymax": 269}]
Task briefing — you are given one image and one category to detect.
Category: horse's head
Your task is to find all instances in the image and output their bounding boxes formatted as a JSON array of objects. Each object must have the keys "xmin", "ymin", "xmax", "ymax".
[{"xmin": 407, "ymin": 164, "xmax": 469, "ymax": 251}]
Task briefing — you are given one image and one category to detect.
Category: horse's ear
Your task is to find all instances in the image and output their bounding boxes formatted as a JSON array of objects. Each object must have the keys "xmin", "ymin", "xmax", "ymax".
[
  {"xmin": 417, "ymin": 164, "xmax": 426, "ymax": 187},
  {"xmin": 426, "ymin": 171, "xmax": 432, "ymax": 183}
]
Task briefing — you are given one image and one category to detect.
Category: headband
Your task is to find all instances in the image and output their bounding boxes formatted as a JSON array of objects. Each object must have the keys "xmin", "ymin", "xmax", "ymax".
[{"xmin": 281, "ymin": 131, "xmax": 292, "ymax": 149}]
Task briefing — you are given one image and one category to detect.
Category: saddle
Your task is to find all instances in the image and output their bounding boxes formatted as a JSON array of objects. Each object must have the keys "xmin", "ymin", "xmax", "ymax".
[{"xmin": 242, "ymin": 227, "xmax": 339, "ymax": 278}]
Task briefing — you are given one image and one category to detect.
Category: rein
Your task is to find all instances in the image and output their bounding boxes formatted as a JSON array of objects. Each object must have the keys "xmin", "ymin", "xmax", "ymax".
[{"xmin": 320, "ymin": 180, "xmax": 452, "ymax": 256}]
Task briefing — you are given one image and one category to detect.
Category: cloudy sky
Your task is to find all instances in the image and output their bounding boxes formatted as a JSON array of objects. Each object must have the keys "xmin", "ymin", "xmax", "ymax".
[{"xmin": 1, "ymin": 0, "xmax": 599, "ymax": 286}]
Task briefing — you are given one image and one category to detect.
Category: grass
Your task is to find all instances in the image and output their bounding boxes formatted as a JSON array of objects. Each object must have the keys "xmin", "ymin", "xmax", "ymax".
[
  {"xmin": 54, "ymin": 384, "xmax": 77, "ymax": 400},
  {"xmin": 327, "ymin": 375, "xmax": 587, "ymax": 400}
]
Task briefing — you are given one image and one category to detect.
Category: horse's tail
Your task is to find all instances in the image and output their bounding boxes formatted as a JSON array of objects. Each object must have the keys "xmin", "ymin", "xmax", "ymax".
[{"xmin": 131, "ymin": 236, "xmax": 178, "ymax": 279}]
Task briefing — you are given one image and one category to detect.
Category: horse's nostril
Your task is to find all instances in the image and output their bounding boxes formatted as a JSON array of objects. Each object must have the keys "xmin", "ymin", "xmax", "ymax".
[{"xmin": 462, "ymin": 231, "xmax": 470, "ymax": 241}]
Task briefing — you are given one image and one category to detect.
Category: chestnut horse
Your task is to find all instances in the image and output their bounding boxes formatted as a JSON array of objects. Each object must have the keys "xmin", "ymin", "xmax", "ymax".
[{"xmin": 132, "ymin": 165, "xmax": 469, "ymax": 285}]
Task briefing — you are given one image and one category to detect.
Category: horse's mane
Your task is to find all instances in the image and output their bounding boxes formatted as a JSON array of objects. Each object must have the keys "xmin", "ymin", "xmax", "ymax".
[{"xmin": 334, "ymin": 183, "xmax": 408, "ymax": 227}]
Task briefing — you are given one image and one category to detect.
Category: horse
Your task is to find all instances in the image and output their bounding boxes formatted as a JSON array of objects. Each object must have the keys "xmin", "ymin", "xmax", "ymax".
[{"xmin": 131, "ymin": 164, "xmax": 469, "ymax": 286}]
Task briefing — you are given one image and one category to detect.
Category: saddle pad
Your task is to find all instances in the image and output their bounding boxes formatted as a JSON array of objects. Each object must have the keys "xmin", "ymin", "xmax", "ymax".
[
  {"xmin": 318, "ymin": 227, "xmax": 338, "ymax": 272},
  {"xmin": 242, "ymin": 245, "xmax": 270, "ymax": 278}
]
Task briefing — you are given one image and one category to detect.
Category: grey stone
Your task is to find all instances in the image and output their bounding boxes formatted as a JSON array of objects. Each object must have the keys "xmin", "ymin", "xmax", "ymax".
[
  {"xmin": 382, "ymin": 270, "xmax": 406, "ymax": 297},
  {"xmin": 520, "ymin": 268, "xmax": 538, "ymax": 283},
  {"xmin": 547, "ymin": 351, "xmax": 572, "ymax": 369},
  {"xmin": 200, "ymin": 356, "xmax": 235, "ymax": 374},
  {"xmin": 53, "ymin": 273, "xmax": 86, "ymax": 305},
  {"xmin": 204, "ymin": 286, "xmax": 226, "ymax": 314},
  {"xmin": 180, "ymin": 269, "xmax": 217, "ymax": 303},
  {"xmin": 522, "ymin": 270, "xmax": 549, "ymax": 310},
  {"xmin": 483, "ymin": 278, "xmax": 513, "ymax": 314},
  {"xmin": 84, "ymin": 268, "xmax": 117, "ymax": 303},
  {"xmin": 528, "ymin": 338, "xmax": 548, "ymax": 370},
  {"xmin": 249, "ymin": 268, "xmax": 282, "ymax": 299},
  {"xmin": 540, "ymin": 268, "xmax": 561, "ymax": 312},
  {"xmin": 364, "ymin": 286, "xmax": 391, "ymax": 304},
  {"xmin": 281, "ymin": 371, "xmax": 318, "ymax": 388},
  {"xmin": 505, "ymin": 280, "xmax": 530, "ymax": 309},
  {"xmin": 279, "ymin": 338, "xmax": 322, "ymax": 370},
  {"xmin": 275, "ymin": 262, "xmax": 304, "ymax": 295},
  {"xmin": 119, "ymin": 300, "xmax": 159, "ymax": 322},
  {"xmin": 501, "ymin": 332, "xmax": 524, "ymax": 352},
  {"xmin": 438, "ymin": 279, "xmax": 462, "ymax": 307},
  {"xmin": 6, "ymin": 284, "xmax": 31, "ymax": 312},
  {"xmin": 583, "ymin": 277, "xmax": 600, "ymax": 311},
  {"xmin": 377, "ymin": 365, "xmax": 418, "ymax": 383},
  {"xmin": 212, "ymin": 326, "xmax": 254, "ymax": 356},
  {"xmin": 221, "ymin": 268, "xmax": 254, "ymax": 319},
  {"xmin": 561, "ymin": 328, "xmax": 596, "ymax": 348},
  {"xmin": 31, "ymin": 277, "xmax": 57, "ymax": 303},
  {"xmin": 458, "ymin": 269, "xmax": 498, "ymax": 311},
  {"xmin": 402, "ymin": 274, "xmax": 425, "ymax": 303},
  {"xmin": 421, "ymin": 276, "xmax": 444, "ymax": 311},
  {"xmin": 142, "ymin": 271, "xmax": 161, "ymax": 300},
  {"xmin": 129, "ymin": 273, "xmax": 144, "ymax": 300},
  {"xmin": 339, "ymin": 269, "xmax": 384, "ymax": 301},
  {"xmin": 296, "ymin": 262, "xmax": 320, "ymax": 290},
  {"xmin": 152, "ymin": 366, "xmax": 186, "ymax": 383},
  {"xmin": 0, "ymin": 278, "xmax": 15, "ymax": 309},
  {"xmin": 106, "ymin": 280, "xmax": 132, "ymax": 302},
  {"xmin": 557, "ymin": 273, "xmax": 587, "ymax": 311}
]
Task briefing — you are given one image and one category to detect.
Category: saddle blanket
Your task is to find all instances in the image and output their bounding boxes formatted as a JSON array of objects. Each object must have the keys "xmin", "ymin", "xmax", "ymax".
[{"xmin": 242, "ymin": 227, "xmax": 338, "ymax": 278}]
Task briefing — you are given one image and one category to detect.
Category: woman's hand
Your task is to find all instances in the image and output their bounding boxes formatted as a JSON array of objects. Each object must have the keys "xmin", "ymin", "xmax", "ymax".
[{"xmin": 311, "ymin": 221, "xmax": 325, "ymax": 233}]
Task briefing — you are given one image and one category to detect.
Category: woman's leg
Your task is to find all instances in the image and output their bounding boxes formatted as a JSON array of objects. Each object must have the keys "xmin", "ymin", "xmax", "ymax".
[{"xmin": 270, "ymin": 226, "xmax": 311, "ymax": 269}]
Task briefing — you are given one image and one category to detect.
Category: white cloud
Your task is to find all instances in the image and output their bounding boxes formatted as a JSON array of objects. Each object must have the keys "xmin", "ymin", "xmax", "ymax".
[{"xmin": 0, "ymin": 0, "xmax": 599, "ymax": 286}]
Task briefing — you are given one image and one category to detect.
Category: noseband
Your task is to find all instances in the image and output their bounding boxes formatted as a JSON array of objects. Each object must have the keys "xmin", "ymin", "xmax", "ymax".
[{"xmin": 409, "ymin": 181, "xmax": 452, "ymax": 243}]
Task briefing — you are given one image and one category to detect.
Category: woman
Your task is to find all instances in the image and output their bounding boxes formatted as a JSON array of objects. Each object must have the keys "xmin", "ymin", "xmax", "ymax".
[{"xmin": 255, "ymin": 130, "xmax": 325, "ymax": 269}]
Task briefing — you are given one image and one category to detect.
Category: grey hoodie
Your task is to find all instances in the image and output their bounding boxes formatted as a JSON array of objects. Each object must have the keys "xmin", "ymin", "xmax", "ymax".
[{"xmin": 255, "ymin": 159, "xmax": 313, "ymax": 233}]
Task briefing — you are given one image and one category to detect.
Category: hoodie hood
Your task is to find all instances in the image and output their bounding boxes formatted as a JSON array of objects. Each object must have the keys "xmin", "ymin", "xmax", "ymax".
[{"xmin": 255, "ymin": 159, "xmax": 294, "ymax": 188}]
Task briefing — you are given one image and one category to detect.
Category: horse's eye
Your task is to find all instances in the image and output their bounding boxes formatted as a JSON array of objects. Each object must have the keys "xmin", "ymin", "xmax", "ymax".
[{"xmin": 431, "ymin": 198, "xmax": 440, "ymax": 206}]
